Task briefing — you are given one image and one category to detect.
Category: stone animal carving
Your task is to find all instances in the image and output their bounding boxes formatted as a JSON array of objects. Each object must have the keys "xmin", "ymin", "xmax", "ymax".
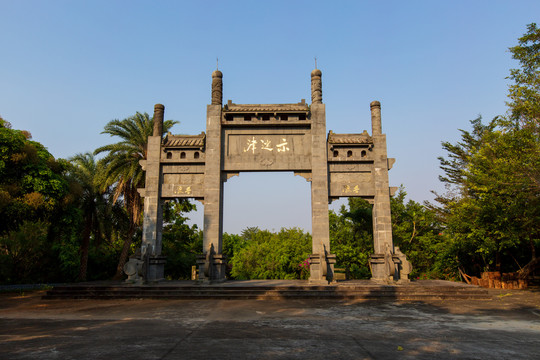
[
  {"xmin": 394, "ymin": 246, "xmax": 412, "ymax": 281},
  {"xmin": 124, "ymin": 256, "xmax": 144, "ymax": 283}
]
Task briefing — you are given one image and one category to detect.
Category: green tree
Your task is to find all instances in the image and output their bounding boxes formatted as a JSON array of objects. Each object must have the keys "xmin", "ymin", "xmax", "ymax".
[
  {"xmin": 161, "ymin": 199, "xmax": 201, "ymax": 280},
  {"xmin": 467, "ymin": 120, "xmax": 539, "ymax": 267},
  {"xmin": 68, "ymin": 152, "xmax": 109, "ymax": 281},
  {"xmin": 0, "ymin": 117, "xmax": 74, "ymax": 283},
  {"xmin": 434, "ymin": 120, "xmax": 539, "ymax": 277},
  {"xmin": 95, "ymin": 112, "xmax": 177, "ymax": 279},
  {"xmin": 222, "ymin": 232, "xmax": 247, "ymax": 277},
  {"xmin": 431, "ymin": 24, "xmax": 540, "ymax": 278},
  {"xmin": 230, "ymin": 227, "xmax": 311, "ymax": 280},
  {"xmin": 0, "ymin": 118, "xmax": 68, "ymax": 235},
  {"xmin": 507, "ymin": 23, "xmax": 540, "ymax": 126},
  {"xmin": 0, "ymin": 220, "xmax": 48, "ymax": 282},
  {"xmin": 391, "ymin": 188, "xmax": 445, "ymax": 279},
  {"xmin": 329, "ymin": 198, "xmax": 373, "ymax": 279}
]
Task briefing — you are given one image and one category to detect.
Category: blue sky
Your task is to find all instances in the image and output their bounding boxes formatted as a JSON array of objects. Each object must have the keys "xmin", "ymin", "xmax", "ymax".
[{"xmin": 1, "ymin": 1, "xmax": 539, "ymax": 234}]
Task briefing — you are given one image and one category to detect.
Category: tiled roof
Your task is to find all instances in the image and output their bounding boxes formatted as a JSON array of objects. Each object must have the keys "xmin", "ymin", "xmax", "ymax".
[
  {"xmin": 224, "ymin": 102, "xmax": 309, "ymax": 113},
  {"xmin": 328, "ymin": 131, "xmax": 372, "ymax": 144},
  {"xmin": 163, "ymin": 133, "xmax": 205, "ymax": 147}
]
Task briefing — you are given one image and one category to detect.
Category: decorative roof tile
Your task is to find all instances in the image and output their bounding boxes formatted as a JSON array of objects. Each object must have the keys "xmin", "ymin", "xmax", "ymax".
[
  {"xmin": 163, "ymin": 132, "xmax": 205, "ymax": 148},
  {"xmin": 224, "ymin": 101, "xmax": 309, "ymax": 113},
  {"xmin": 328, "ymin": 130, "xmax": 373, "ymax": 145}
]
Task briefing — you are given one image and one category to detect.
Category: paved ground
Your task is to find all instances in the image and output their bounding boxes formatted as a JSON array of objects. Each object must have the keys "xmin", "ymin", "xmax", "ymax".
[{"xmin": 1, "ymin": 285, "xmax": 539, "ymax": 359}]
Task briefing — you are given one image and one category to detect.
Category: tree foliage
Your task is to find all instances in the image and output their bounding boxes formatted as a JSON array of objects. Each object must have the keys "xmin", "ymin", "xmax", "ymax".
[
  {"xmin": 95, "ymin": 112, "xmax": 178, "ymax": 278},
  {"xmin": 67, "ymin": 152, "xmax": 109, "ymax": 281},
  {"xmin": 161, "ymin": 199, "xmax": 202, "ymax": 280},
  {"xmin": 391, "ymin": 189, "xmax": 446, "ymax": 279},
  {"xmin": 0, "ymin": 118, "xmax": 77, "ymax": 283},
  {"xmin": 507, "ymin": 23, "xmax": 540, "ymax": 126},
  {"xmin": 431, "ymin": 24, "xmax": 540, "ymax": 277},
  {"xmin": 433, "ymin": 116, "xmax": 540, "ymax": 276},
  {"xmin": 329, "ymin": 192, "xmax": 444, "ymax": 280},
  {"xmin": 329, "ymin": 198, "xmax": 373, "ymax": 279},
  {"xmin": 0, "ymin": 119, "xmax": 68, "ymax": 235},
  {"xmin": 229, "ymin": 227, "xmax": 312, "ymax": 280}
]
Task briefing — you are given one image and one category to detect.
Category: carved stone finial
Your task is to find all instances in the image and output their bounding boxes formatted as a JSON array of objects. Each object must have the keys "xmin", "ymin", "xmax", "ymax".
[
  {"xmin": 370, "ymin": 100, "xmax": 381, "ymax": 108},
  {"xmin": 370, "ymin": 100, "xmax": 382, "ymax": 136},
  {"xmin": 212, "ymin": 70, "xmax": 223, "ymax": 105},
  {"xmin": 311, "ymin": 69, "xmax": 322, "ymax": 104},
  {"xmin": 153, "ymin": 104, "xmax": 164, "ymax": 137}
]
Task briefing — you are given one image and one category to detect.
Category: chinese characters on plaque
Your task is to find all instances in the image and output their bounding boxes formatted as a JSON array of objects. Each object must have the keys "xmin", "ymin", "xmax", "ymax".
[
  {"xmin": 342, "ymin": 184, "xmax": 360, "ymax": 194},
  {"xmin": 243, "ymin": 137, "xmax": 290, "ymax": 154},
  {"xmin": 173, "ymin": 185, "xmax": 192, "ymax": 195}
]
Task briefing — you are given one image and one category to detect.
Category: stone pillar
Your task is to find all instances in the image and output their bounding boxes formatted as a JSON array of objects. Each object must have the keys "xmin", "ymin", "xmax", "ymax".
[
  {"xmin": 211, "ymin": 70, "xmax": 223, "ymax": 105},
  {"xmin": 369, "ymin": 101, "xmax": 396, "ymax": 282},
  {"xmin": 371, "ymin": 101, "xmax": 381, "ymax": 136},
  {"xmin": 198, "ymin": 70, "xmax": 226, "ymax": 282},
  {"xmin": 311, "ymin": 69, "xmax": 322, "ymax": 104},
  {"xmin": 153, "ymin": 104, "xmax": 164, "ymax": 137},
  {"xmin": 141, "ymin": 104, "xmax": 166, "ymax": 282},
  {"xmin": 309, "ymin": 69, "xmax": 335, "ymax": 283}
]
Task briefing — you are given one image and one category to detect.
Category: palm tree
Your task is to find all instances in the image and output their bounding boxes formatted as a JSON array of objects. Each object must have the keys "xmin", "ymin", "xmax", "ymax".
[
  {"xmin": 95, "ymin": 112, "xmax": 177, "ymax": 279},
  {"xmin": 69, "ymin": 152, "xmax": 106, "ymax": 281}
]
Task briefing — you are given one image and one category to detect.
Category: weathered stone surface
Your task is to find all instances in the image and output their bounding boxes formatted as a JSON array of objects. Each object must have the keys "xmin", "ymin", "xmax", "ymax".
[
  {"xmin": 311, "ymin": 69, "xmax": 322, "ymax": 104},
  {"xmin": 137, "ymin": 68, "xmax": 401, "ymax": 284},
  {"xmin": 211, "ymin": 70, "xmax": 222, "ymax": 105},
  {"xmin": 201, "ymin": 104, "xmax": 225, "ymax": 281},
  {"xmin": 140, "ymin": 133, "xmax": 165, "ymax": 282}
]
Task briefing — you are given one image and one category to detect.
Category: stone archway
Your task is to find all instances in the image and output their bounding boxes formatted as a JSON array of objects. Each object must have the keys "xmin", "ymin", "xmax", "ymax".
[{"xmin": 137, "ymin": 69, "xmax": 401, "ymax": 284}]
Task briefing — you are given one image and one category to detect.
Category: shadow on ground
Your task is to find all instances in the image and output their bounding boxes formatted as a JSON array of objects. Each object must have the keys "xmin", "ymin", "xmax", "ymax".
[{"xmin": 0, "ymin": 282, "xmax": 539, "ymax": 360}]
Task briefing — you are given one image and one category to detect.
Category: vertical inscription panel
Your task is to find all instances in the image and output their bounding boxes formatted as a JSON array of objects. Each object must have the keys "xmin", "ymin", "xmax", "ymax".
[
  {"xmin": 223, "ymin": 128, "xmax": 312, "ymax": 171},
  {"xmin": 161, "ymin": 173, "xmax": 204, "ymax": 198},
  {"xmin": 328, "ymin": 172, "xmax": 375, "ymax": 198}
]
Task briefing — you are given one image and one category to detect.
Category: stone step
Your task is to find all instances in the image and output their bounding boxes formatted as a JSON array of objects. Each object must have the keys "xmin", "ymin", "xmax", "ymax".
[
  {"xmin": 44, "ymin": 292, "xmax": 489, "ymax": 299},
  {"xmin": 43, "ymin": 283, "xmax": 491, "ymax": 301},
  {"xmin": 44, "ymin": 295, "xmax": 490, "ymax": 301}
]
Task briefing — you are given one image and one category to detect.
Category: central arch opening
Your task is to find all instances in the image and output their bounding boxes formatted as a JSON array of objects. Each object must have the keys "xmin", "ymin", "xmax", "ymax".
[
  {"xmin": 223, "ymin": 172, "xmax": 311, "ymax": 234},
  {"xmin": 221, "ymin": 172, "xmax": 313, "ymax": 280}
]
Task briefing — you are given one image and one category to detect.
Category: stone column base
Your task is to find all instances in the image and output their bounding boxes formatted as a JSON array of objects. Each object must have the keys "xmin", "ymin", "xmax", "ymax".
[
  {"xmin": 309, "ymin": 253, "xmax": 336, "ymax": 283},
  {"xmin": 197, "ymin": 253, "xmax": 227, "ymax": 282},
  {"xmin": 146, "ymin": 255, "xmax": 167, "ymax": 283},
  {"xmin": 370, "ymin": 253, "xmax": 411, "ymax": 283}
]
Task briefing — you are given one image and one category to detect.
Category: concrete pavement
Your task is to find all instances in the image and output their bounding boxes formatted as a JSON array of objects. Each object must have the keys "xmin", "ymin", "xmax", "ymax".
[{"xmin": 1, "ymin": 288, "xmax": 539, "ymax": 359}]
